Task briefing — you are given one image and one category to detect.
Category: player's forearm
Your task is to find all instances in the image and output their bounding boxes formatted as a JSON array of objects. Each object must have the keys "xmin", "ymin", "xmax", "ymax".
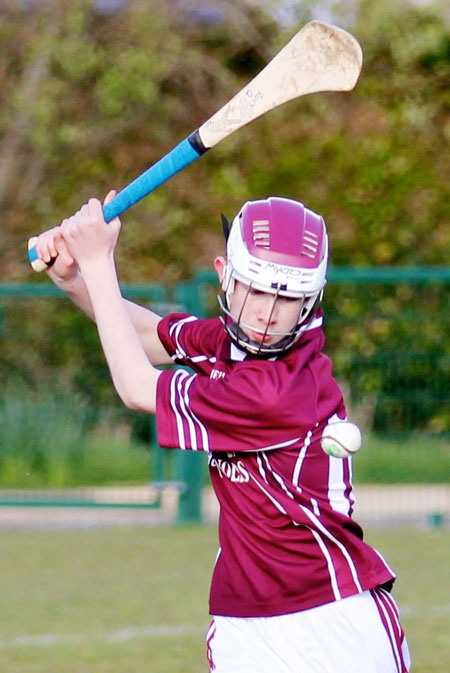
[
  {"xmin": 121, "ymin": 298, "xmax": 172, "ymax": 365},
  {"xmin": 79, "ymin": 257, "xmax": 161, "ymax": 413}
]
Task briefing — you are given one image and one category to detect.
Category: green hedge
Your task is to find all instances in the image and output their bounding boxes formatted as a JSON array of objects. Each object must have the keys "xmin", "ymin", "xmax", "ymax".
[{"xmin": 0, "ymin": 387, "xmax": 150, "ymax": 488}]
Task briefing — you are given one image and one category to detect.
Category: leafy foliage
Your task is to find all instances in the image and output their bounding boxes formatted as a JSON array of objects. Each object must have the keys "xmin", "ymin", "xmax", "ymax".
[{"xmin": 0, "ymin": 0, "xmax": 448, "ymax": 281}]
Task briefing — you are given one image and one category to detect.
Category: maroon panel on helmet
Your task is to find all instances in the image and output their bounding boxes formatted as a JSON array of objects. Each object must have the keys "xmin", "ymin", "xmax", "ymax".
[{"xmin": 239, "ymin": 197, "xmax": 326, "ymax": 269}]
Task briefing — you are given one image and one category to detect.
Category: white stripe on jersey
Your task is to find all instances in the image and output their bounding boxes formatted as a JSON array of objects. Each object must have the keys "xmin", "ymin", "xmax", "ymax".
[
  {"xmin": 256, "ymin": 455, "xmax": 269, "ymax": 483},
  {"xmin": 292, "ymin": 430, "xmax": 313, "ymax": 491},
  {"xmin": 190, "ymin": 355, "xmax": 217, "ymax": 363},
  {"xmin": 310, "ymin": 498, "xmax": 321, "ymax": 516},
  {"xmin": 256, "ymin": 436, "xmax": 302, "ymax": 452},
  {"xmin": 248, "ymin": 472, "xmax": 288, "ymax": 515},
  {"xmin": 170, "ymin": 369, "xmax": 209, "ymax": 451},
  {"xmin": 176, "ymin": 372, "xmax": 199, "ymax": 450},
  {"xmin": 169, "ymin": 316, "xmax": 217, "ymax": 365},
  {"xmin": 169, "ymin": 315, "xmax": 198, "ymax": 359},
  {"xmin": 169, "ymin": 315, "xmax": 198, "ymax": 336},
  {"xmin": 249, "ymin": 455, "xmax": 359, "ymax": 600},
  {"xmin": 299, "ymin": 504, "xmax": 363, "ymax": 593},
  {"xmin": 170, "ymin": 369, "xmax": 190, "ymax": 449},
  {"xmin": 309, "ymin": 528, "xmax": 341, "ymax": 600},
  {"xmin": 182, "ymin": 375, "xmax": 210, "ymax": 451},
  {"xmin": 262, "ymin": 454, "xmax": 294, "ymax": 500},
  {"xmin": 169, "ymin": 371, "xmax": 210, "ymax": 452},
  {"xmin": 328, "ymin": 455, "xmax": 353, "ymax": 516}
]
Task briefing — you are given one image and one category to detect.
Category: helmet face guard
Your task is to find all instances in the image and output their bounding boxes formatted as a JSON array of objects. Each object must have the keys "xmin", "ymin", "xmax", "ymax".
[{"xmin": 218, "ymin": 197, "xmax": 328, "ymax": 356}]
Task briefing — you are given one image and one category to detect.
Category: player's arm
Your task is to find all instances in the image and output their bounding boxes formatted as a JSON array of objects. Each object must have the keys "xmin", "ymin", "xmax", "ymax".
[
  {"xmin": 34, "ymin": 194, "xmax": 172, "ymax": 366},
  {"xmin": 59, "ymin": 197, "xmax": 163, "ymax": 412}
]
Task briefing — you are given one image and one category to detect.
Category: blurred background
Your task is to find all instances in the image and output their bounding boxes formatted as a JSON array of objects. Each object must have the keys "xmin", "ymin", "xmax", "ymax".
[{"xmin": 0, "ymin": 1, "xmax": 449, "ymax": 671}]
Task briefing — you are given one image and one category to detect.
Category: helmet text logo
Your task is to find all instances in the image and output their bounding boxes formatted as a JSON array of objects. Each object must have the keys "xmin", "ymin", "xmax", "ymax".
[{"xmin": 264, "ymin": 262, "xmax": 302, "ymax": 277}]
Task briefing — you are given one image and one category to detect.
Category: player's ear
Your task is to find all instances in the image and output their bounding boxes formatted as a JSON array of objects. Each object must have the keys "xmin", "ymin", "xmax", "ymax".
[{"xmin": 214, "ymin": 256, "xmax": 227, "ymax": 291}]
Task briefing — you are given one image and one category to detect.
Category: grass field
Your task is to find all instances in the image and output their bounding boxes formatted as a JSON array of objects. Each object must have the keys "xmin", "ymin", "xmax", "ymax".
[{"xmin": 0, "ymin": 525, "xmax": 448, "ymax": 672}]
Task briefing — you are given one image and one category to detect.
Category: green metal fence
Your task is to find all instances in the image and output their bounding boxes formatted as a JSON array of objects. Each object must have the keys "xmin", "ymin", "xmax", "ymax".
[{"xmin": 0, "ymin": 267, "xmax": 449, "ymax": 525}]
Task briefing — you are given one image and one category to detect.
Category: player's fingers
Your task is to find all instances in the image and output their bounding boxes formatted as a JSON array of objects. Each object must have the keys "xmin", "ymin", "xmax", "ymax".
[
  {"xmin": 67, "ymin": 204, "xmax": 89, "ymax": 233},
  {"xmin": 103, "ymin": 190, "xmax": 117, "ymax": 206},
  {"xmin": 53, "ymin": 228, "xmax": 75, "ymax": 265},
  {"xmin": 44, "ymin": 230, "xmax": 58, "ymax": 260},
  {"xmin": 60, "ymin": 216, "xmax": 70, "ymax": 234},
  {"xmin": 83, "ymin": 198, "xmax": 106, "ymax": 228},
  {"xmin": 35, "ymin": 227, "xmax": 59, "ymax": 263},
  {"xmin": 88, "ymin": 195, "xmax": 121, "ymax": 237},
  {"xmin": 60, "ymin": 216, "xmax": 76, "ymax": 243},
  {"xmin": 76, "ymin": 203, "xmax": 90, "ymax": 223}
]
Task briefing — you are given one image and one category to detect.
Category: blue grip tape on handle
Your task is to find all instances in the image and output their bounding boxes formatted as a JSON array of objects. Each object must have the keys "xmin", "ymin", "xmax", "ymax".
[
  {"xmin": 102, "ymin": 137, "xmax": 201, "ymax": 222},
  {"xmin": 28, "ymin": 135, "xmax": 204, "ymax": 268}
]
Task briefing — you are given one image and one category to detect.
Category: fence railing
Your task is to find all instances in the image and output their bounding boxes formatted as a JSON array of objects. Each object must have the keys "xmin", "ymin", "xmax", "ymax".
[{"xmin": 0, "ymin": 267, "xmax": 449, "ymax": 524}]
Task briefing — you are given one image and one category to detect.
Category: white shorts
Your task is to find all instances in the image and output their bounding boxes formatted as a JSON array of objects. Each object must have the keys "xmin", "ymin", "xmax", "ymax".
[{"xmin": 206, "ymin": 588, "xmax": 411, "ymax": 673}]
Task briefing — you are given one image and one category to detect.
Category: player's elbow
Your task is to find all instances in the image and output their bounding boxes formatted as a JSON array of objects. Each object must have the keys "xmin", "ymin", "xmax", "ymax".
[
  {"xmin": 118, "ymin": 388, "xmax": 157, "ymax": 414},
  {"xmin": 113, "ymin": 371, "xmax": 159, "ymax": 414}
]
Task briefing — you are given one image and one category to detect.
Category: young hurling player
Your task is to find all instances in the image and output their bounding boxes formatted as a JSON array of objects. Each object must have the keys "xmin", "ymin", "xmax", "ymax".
[{"xmin": 35, "ymin": 194, "xmax": 411, "ymax": 673}]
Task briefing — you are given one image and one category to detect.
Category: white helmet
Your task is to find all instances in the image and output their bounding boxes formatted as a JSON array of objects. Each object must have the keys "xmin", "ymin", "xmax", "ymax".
[{"xmin": 218, "ymin": 197, "xmax": 328, "ymax": 355}]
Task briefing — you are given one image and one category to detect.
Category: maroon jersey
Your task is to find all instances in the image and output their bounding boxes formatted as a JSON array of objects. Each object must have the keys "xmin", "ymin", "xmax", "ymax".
[{"xmin": 156, "ymin": 313, "xmax": 395, "ymax": 618}]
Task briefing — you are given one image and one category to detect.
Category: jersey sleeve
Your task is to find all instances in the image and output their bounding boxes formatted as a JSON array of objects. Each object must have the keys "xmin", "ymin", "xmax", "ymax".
[
  {"xmin": 156, "ymin": 358, "xmax": 327, "ymax": 454},
  {"xmin": 157, "ymin": 312, "xmax": 221, "ymax": 376}
]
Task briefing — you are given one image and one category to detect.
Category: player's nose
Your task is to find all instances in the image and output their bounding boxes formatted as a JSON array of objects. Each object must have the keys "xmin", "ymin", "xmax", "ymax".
[{"xmin": 256, "ymin": 296, "xmax": 278, "ymax": 324}]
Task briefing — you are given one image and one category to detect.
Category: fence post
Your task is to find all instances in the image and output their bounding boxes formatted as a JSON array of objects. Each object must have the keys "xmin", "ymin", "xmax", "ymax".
[
  {"xmin": 172, "ymin": 280, "xmax": 208, "ymax": 523},
  {"xmin": 176, "ymin": 450, "xmax": 205, "ymax": 523}
]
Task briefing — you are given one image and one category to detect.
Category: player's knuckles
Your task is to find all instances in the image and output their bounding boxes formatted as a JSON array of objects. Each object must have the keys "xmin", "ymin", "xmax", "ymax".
[
  {"xmin": 88, "ymin": 197, "xmax": 101, "ymax": 212},
  {"xmin": 60, "ymin": 218, "xmax": 71, "ymax": 234},
  {"xmin": 62, "ymin": 223, "xmax": 78, "ymax": 243},
  {"xmin": 53, "ymin": 228, "xmax": 64, "ymax": 245}
]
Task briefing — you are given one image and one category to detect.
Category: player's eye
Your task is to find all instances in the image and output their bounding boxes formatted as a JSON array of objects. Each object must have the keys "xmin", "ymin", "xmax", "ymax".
[
  {"xmin": 279, "ymin": 295, "xmax": 300, "ymax": 304},
  {"xmin": 249, "ymin": 288, "xmax": 266, "ymax": 297}
]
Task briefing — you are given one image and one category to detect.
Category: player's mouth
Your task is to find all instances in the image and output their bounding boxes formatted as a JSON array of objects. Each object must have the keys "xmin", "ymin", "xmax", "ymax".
[{"xmin": 250, "ymin": 330, "xmax": 274, "ymax": 344}]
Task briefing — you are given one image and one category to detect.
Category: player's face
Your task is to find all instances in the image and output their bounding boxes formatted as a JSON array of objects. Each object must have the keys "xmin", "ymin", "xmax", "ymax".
[{"xmin": 229, "ymin": 281, "xmax": 302, "ymax": 347}]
